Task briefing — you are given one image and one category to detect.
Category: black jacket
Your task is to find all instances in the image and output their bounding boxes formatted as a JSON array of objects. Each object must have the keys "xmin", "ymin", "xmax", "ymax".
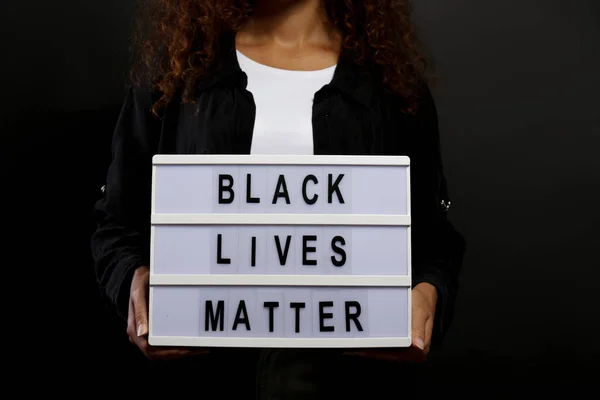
[{"xmin": 91, "ymin": 35, "xmax": 466, "ymax": 345}]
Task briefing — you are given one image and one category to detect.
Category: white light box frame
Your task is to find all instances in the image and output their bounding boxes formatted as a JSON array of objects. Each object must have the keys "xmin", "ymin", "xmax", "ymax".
[{"xmin": 148, "ymin": 155, "xmax": 412, "ymax": 349}]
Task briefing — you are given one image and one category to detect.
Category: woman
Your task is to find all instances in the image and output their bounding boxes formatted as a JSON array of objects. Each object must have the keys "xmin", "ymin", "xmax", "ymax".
[{"xmin": 92, "ymin": 0, "xmax": 465, "ymax": 396}]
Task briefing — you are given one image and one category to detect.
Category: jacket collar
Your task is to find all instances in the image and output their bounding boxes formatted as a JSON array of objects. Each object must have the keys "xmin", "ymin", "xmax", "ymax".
[{"xmin": 196, "ymin": 31, "xmax": 378, "ymax": 107}]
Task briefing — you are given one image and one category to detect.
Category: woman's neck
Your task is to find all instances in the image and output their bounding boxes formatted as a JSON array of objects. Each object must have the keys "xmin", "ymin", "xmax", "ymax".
[{"xmin": 243, "ymin": 0, "xmax": 335, "ymax": 47}]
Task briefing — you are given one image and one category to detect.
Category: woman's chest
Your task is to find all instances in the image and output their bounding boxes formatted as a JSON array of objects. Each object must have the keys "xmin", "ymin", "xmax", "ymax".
[{"xmin": 160, "ymin": 88, "xmax": 415, "ymax": 157}]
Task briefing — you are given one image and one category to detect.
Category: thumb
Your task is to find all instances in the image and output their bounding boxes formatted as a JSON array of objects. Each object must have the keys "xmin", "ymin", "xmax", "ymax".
[
  {"xmin": 132, "ymin": 288, "xmax": 149, "ymax": 337},
  {"xmin": 412, "ymin": 306, "xmax": 427, "ymax": 351}
]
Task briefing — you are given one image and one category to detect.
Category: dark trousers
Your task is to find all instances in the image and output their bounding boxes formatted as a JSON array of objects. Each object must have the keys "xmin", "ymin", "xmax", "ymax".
[{"xmin": 144, "ymin": 349, "xmax": 417, "ymax": 399}]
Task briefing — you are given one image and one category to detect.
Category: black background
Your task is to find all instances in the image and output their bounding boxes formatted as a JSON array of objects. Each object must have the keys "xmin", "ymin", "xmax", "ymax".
[{"xmin": 2, "ymin": 0, "xmax": 599, "ymax": 388}]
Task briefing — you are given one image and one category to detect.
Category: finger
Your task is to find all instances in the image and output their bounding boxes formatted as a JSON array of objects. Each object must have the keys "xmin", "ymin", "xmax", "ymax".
[
  {"xmin": 145, "ymin": 348, "xmax": 210, "ymax": 361},
  {"xmin": 132, "ymin": 334, "xmax": 210, "ymax": 360},
  {"xmin": 423, "ymin": 314, "xmax": 434, "ymax": 354},
  {"xmin": 132, "ymin": 287, "xmax": 149, "ymax": 337},
  {"xmin": 150, "ymin": 345, "xmax": 210, "ymax": 355},
  {"xmin": 165, "ymin": 346, "xmax": 211, "ymax": 353},
  {"xmin": 128, "ymin": 294, "xmax": 151, "ymax": 357},
  {"xmin": 129, "ymin": 326, "xmax": 151, "ymax": 356},
  {"xmin": 412, "ymin": 305, "xmax": 427, "ymax": 352},
  {"xmin": 126, "ymin": 297, "xmax": 136, "ymax": 341},
  {"xmin": 128, "ymin": 331, "xmax": 209, "ymax": 360},
  {"xmin": 154, "ymin": 348, "xmax": 210, "ymax": 359}
]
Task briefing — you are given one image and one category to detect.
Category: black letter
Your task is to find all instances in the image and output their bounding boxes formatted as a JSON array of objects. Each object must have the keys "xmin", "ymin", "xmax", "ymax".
[
  {"xmin": 205, "ymin": 300, "xmax": 224, "ymax": 331},
  {"xmin": 328, "ymin": 174, "xmax": 345, "ymax": 204},
  {"xmin": 272, "ymin": 175, "xmax": 291, "ymax": 204},
  {"xmin": 331, "ymin": 236, "xmax": 346, "ymax": 267},
  {"xmin": 345, "ymin": 301, "xmax": 363, "ymax": 332},
  {"xmin": 246, "ymin": 174, "xmax": 260, "ymax": 203},
  {"xmin": 303, "ymin": 235, "xmax": 317, "ymax": 266},
  {"xmin": 218, "ymin": 174, "xmax": 234, "ymax": 204},
  {"xmin": 232, "ymin": 300, "xmax": 251, "ymax": 331},
  {"xmin": 251, "ymin": 236, "xmax": 257, "ymax": 267},
  {"xmin": 217, "ymin": 234, "xmax": 231, "ymax": 264},
  {"xmin": 264, "ymin": 302, "xmax": 279, "ymax": 333},
  {"xmin": 319, "ymin": 301, "xmax": 334, "ymax": 332},
  {"xmin": 290, "ymin": 302, "xmax": 306, "ymax": 333},
  {"xmin": 302, "ymin": 175, "xmax": 318, "ymax": 205},
  {"xmin": 274, "ymin": 235, "xmax": 292, "ymax": 265}
]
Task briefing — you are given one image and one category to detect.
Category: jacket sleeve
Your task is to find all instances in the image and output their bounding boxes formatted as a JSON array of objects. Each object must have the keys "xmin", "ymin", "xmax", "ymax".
[
  {"xmin": 410, "ymin": 85, "xmax": 466, "ymax": 346},
  {"xmin": 91, "ymin": 87, "xmax": 160, "ymax": 321}
]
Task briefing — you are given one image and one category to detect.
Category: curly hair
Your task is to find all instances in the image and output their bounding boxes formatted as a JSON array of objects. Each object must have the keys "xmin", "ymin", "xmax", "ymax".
[{"xmin": 132, "ymin": 0, "xmax": 430, "ymax": 115}]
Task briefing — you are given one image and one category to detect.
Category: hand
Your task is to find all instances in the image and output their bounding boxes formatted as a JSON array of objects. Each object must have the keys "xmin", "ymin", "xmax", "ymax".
[
  {"xmin": 343, "ymin": 282, "xmax": 438, "ymax": 362},
  {"xmin": 127, "ymin": 266, "xmax": 209, "ymax": 360},
  {"xmin": 410, "ymin": 282, "xmax": 437, "ymax": 354}
]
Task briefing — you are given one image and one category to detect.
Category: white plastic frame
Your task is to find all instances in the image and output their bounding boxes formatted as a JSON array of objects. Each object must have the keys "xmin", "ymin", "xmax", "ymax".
[{"xmin": 148, "ymin": 155, "xmax": 412, "ymax": 348}]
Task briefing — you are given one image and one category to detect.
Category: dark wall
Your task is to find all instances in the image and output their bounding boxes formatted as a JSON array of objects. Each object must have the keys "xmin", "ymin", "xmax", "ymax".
[
  {"xmin": 413, "ymin": 0, "xmax": 600, "ymax": 385},
  {"xmin": 3, "ymin": 0, "xmax": 598, "ymax": 387},
  {"xmin": 0, "ymin": 0, "xmax": 142, "ymax": 378}
]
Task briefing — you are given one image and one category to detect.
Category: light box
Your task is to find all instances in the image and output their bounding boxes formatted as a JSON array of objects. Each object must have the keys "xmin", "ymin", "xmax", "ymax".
[{"xmin": 148, "ymin": 155, "xmax": 412, "ymax": 348}]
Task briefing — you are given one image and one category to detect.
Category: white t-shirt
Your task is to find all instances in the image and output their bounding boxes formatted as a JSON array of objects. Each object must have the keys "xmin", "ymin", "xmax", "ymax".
[{"xmin": 236, "ymin": 50, "xmax": 336, "ymax": 155}]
